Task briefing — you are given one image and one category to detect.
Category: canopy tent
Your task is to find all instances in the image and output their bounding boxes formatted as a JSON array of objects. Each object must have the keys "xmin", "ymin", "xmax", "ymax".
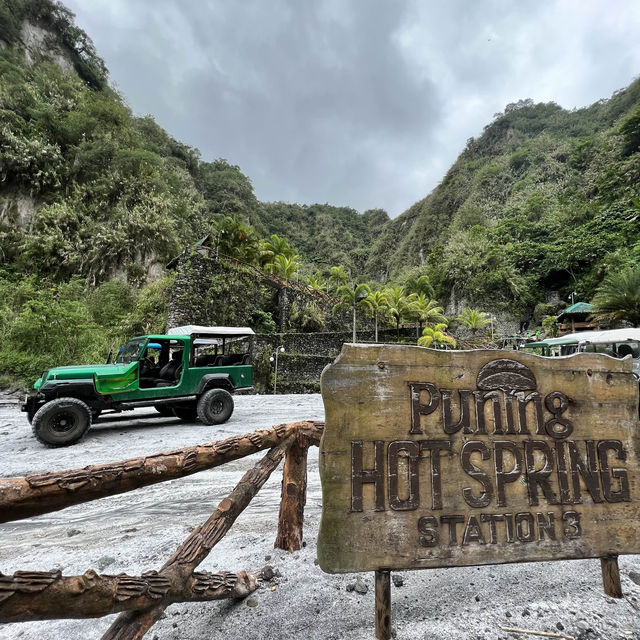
[
  {"xmin": 557, "ymin": 302, "xmax": 596, "ymax": 334},
  {"xmin": 167, "ymin": 325, "xmax": 255, "ymax": 337}
]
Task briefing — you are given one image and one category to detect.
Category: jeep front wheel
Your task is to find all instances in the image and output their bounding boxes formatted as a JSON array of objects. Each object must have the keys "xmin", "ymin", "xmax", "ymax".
[
  {"xmin": 32, "ymin": 398, "xmax": 92, "ymax": 447},
  {"xmin": 197, "ymin": 389, "xmax": 234, "ymax": 425}
]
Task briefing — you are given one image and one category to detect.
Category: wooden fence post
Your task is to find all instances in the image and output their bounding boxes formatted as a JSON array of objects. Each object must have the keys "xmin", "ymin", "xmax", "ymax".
[
  {"xmin": 274, "ymin": 434, "xmax": 309, "ymax": 552},
  {"xmin": 601, "ymin": 555, "xmax": 623, "ymax": 598},
  {"xmin": 375, "ymin": 569, "xmax": 391, "ymax": 640}
]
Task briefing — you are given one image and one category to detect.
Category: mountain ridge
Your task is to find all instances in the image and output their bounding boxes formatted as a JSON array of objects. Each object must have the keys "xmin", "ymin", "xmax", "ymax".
[{"xmin": 1, "ymin": 0, "xmax": 639, "ymax": 316}]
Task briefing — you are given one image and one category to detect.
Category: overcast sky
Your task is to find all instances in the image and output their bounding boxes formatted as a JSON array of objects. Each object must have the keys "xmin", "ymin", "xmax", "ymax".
[{"xmin": 65, "ymin": 0, "xmax": 640, "ymax": 217}]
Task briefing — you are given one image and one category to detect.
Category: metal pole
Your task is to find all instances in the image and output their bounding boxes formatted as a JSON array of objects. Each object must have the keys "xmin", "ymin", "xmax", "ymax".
[
  {"xmin": 272, "ymin": 346, "xmax": 284, "ymax": 395},
  {"xmin": 274, "ymin": 350, "xmax": 278, "ymax": 395}
]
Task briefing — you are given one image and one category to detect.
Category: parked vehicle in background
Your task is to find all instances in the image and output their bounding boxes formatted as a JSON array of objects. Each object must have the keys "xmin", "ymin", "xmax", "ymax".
[
  {"xmin": 575, "ymin": 328, "xmax": 640, "ymax": 380},
  {"xmin": 524, "ymin": 328, "xmax": 640, "ymax": 379},
  {"xmin": 22, "ymin": 326, "xmax": 255, "ymax": 446}
]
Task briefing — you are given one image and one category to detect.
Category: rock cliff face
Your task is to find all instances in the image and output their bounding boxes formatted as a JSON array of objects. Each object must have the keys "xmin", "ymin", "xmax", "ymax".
[
  {"xmin": 19, "ymin": 20, "xmax": 73, "ymax": 70},
  {"xmin": 0, "ymin": 14, "xmax": 74, "ymax": 232},
  {"xmin": 0, "ymin": 194, "xmax": 37, "ymax": 229}
]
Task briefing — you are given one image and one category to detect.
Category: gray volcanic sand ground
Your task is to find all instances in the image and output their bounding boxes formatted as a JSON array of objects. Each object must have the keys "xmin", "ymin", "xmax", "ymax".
[{"xmin": 0, "ymin": 394, "xmax": 639, "ymax": 639}]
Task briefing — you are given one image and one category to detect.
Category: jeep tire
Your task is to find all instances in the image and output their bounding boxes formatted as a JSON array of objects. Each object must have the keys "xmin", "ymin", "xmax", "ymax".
[
  {"xmin": 197, "ymin": 388, "xmax": 234, "ymax": 425},
  {"xmin": 32, "ymin": 397, "xmax": 92, "ymax": 447}
]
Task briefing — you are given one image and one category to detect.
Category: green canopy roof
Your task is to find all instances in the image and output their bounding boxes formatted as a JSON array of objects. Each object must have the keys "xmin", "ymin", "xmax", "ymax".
[
  {"xmin": 557, "ymin": 302, "xmax": 594, "ymax": 319},
  {"xmin": 523, "ymin": 335, "xmax": 582, "ymax": 349}
]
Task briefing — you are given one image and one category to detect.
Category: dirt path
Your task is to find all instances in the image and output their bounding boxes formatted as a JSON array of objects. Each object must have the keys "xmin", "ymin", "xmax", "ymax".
[{"xmin": 1, "ymin": 395, "xmax": 639, "ymax": 639}]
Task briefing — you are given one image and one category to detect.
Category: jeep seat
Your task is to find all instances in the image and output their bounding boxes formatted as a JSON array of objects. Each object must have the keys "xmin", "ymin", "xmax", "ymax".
[{"xmin": 155, "ymin": 350, "xmax": 183, "ymax": 386}]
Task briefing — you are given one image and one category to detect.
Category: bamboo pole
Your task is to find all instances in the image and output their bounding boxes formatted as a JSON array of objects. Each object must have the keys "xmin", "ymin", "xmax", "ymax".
[
  {"xmin": 0, "ymin": 420, "xmax": 323, "ymax": 524},
  {"xmin": 0, "ymin": 569, "xmax": 258, "ymax": 622},
  {"xmin": 101, "ymin": 439, "xmax": 292, "ymax": 640}
]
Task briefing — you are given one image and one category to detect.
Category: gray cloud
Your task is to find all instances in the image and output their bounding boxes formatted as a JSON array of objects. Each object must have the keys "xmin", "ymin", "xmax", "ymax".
[{"xmin": 65, "ymin": 0, "xmax": 640, "ymax": 216}]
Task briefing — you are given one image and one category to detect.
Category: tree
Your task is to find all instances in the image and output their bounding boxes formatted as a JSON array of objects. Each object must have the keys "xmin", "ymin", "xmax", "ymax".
[
  {"xmin": 197, "ymin": 159, "xmax": 259, "ymax": 222},
  {"xmin": 418, "ymin": 323, "xmax": 457, "ymax": 349},
  {"xmin": 328, "ymin": 265, "xmax": 349, "ymax": 292},
  {"xmin": 404, "ymin": 275, "xmax": 434, "ymax": 299},
  {"xmin": 333, "ymin": 283, "xmax": 372, "ymax": 343},
  {"xmin": 409, "ymin": 293, "xmax": 447, "ymax": 337},
  {"xmin": 259, "ymin": 234, "xmax": 296, "ymax": 268},
  {"xmin": 265, "ymin": 254, "xmax": 300, "ymax": 282},
  {"xmin": 542, "ymin": 315, "xmax": 559, "ymax": 338},
  {"xmin": 620, "ymin": 104, "xmax": 640, "ymax": 156},
  {"xmin": 366, "ymin": 290, "xmax": 388, "ymax": 343},
  {"xmin": 307, "ymin": 273, "xmax": 326, "ymax": 292},
  {"xmin": 289, "ymin": 301, "xmax": 325, "ymax": 333},
  {"xmin": 590, "ymin": 267, "xmax": 640, "ymax": 326},
  {"xmin": 384, "ymin": 287, "xmax": 413, "ymax": 339},
  {"xmin": 213, "ymin": 215, "xmax": 261, "ymax": 264},
  {"xmin": 456, "ymin": 307, "xmax": 490, "ymax": 335}
]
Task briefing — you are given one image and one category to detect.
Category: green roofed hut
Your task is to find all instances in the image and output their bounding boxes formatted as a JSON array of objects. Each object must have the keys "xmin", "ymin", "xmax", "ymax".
[{"xmin": 556, "ymin": 301, "xmax": 598, "ymax": 334}]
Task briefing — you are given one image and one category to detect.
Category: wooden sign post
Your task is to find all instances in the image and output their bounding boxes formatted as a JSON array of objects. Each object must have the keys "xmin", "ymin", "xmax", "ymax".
[{"xmin": 317, "ymin": 345, "xmax": 640, "ymax": 639}]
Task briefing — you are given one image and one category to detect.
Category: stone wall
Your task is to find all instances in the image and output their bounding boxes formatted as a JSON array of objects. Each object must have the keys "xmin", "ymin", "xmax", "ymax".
[
  {"xmin": 252, "ymin": 328, "xmax": 417, "ymax": 393},
  {"xmin": 167, "ymin": 252, "xmax": 339, "ymax": 332},
  {"xmin": 273, "ymin": 353, "xmax": 334, "ymax": 394}
]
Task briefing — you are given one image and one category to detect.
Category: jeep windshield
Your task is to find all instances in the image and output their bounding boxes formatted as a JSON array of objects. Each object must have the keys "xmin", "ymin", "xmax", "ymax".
[{"xmin": 115, "ymin": 339, "xmax": 146, "ymax": 364}]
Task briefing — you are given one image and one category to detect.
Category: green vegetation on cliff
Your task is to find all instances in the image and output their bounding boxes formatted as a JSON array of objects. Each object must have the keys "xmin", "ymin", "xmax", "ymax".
[
  {"xmin": 2, "ymin": 0, "xmax": 640, "ymax": 387},
  {"xmin": 380, "ymin": 91, "xmax": 640, "ymax": 311}
]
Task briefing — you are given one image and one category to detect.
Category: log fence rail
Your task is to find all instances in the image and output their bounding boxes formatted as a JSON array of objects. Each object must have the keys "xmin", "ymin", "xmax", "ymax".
[{"xmin": 0, "ymin": 420, "xmax": 324, "ymax": 639}]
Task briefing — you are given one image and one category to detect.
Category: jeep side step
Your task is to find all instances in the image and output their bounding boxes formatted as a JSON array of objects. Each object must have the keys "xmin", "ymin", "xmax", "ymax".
[{"xmin": 116, "ymin": 396, "xmax": 197, "ymax": 411}]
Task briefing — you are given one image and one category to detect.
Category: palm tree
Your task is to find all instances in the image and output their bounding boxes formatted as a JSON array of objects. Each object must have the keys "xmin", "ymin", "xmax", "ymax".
[
  {"xmin": 591, "ymin": 267, "xmax": 640, "ymax": 326},
  {"xmin": 457, "ymin": 307, "xmax": 491, "ymax": 335},
  {"xmin": 333, "ymin": 283, "xmax": 372, "ymax": 343},
  {"xmin": 384, "ymin": 286, "xmax": 413, "ymax": 339},
  {"xmin": 418, "ymin": 323, "xmax": 457, "ymax": 349},
  {"xmin": 404, "ymin": 274, "xmax": 434, "ymax": 299},
  {"xmin": 328, "ymin": 265, "xmax": 349, "ymax": 292},
  {"xmin": 259, "ymin": 234, "xmax": 296, "ymax": 267},
  {"xmin": 409, "ymin": 293, "xmax": 447, "ymax": 337},
  {"xmin": 265, "ymin": 254, "xmax": 300, "ymax": 282},
  {"xmin": 366, "ymin": 290, "xmax": 388, "ymax": 342},
  {"xmin": 307, "ymin": 273, "xmax": 327, "ymax": 293}
]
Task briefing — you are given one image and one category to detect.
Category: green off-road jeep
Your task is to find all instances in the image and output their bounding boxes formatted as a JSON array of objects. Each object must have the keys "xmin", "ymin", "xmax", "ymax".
[{"xmin": 22, "ymin": 325, "xmax": 255, "ymax": 446}]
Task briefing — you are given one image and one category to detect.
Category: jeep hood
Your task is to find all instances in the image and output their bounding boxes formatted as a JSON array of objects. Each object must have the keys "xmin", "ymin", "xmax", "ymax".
[{"xmin": 34, "ymin": 363, "xmax": 128, "ymax": 389}]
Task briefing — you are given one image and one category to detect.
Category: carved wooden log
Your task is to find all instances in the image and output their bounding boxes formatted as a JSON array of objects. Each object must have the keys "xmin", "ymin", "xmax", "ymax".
[
  {"xmin": 0, "ymin": 420, "xmax": 324, "ymax": 524},
  {"xmin": 0, "ymin": 569, "xmax": 258, "ymax": 622},
  {"xmin": 101, "ymin": 439, "xmax": 292, "ymax": 640},
  {"xmin": 274, "ymin": 432, "xmax": 309, "ymax": 552}
]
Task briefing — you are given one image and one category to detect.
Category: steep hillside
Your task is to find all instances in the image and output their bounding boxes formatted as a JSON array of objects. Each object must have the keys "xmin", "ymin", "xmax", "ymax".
[
  {"xmin": 256, "ymin": 202, "xmax": 389, "ymax": 277},
  {"xmin": 0, "ymin": 0, "xmax": 384, "ymax": 284},
  {"xmin": 378, "ymin": 84, "xmax": 640, "ymax": 312},
  {"xmin": 0, "ymin": 0, "xmax": 210, "ymax": 282},
  {"xmin": 1, "ymin": 0, "xmax": 639, "ymax": 390}
]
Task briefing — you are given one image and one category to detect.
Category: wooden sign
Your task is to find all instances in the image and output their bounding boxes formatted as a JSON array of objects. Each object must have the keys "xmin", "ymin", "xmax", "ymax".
[{"xmin": 318, "ymin": 345, "xmax": 640, "ymax": 638}]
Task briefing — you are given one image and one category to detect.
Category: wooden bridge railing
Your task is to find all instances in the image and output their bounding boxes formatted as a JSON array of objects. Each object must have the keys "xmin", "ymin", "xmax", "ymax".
[{"xmin": 0, "ymin": 420, "xmax": 324, "ymax": 639}]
